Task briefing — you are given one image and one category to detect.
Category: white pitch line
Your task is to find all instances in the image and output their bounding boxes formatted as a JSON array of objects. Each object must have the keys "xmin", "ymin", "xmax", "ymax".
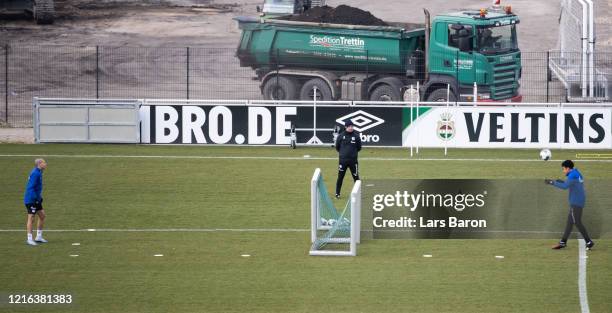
[
  {"xmin": 1, "ymin": 154, "xmax": 611, "ymax": 163},
  {"xmin": 372, "ymin": 229, "xmax": 570, "ymax": 234},
  {"xmin": 578, "ymin": 239, "xmax": 590, "ymax": 313},
  {"xmin": 0, "ymin": 228, "xmax": 587, "ymax": 234},
  {"xmin": 0, "ymin": 228, "xmax": 309, "ymax": 232}
]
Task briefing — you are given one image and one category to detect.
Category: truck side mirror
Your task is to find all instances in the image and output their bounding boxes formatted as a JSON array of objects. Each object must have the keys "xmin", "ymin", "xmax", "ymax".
[
  {"xmin": 458, "ymin": 36, "xmax": 472, "ymax": 52},
  {"xmin": 457, "ymin": 29, "xmax": 472, "ymax": 52}
]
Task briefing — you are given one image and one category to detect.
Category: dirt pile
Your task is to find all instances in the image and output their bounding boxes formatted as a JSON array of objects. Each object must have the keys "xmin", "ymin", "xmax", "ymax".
[
  {"xmin": 52, "ymin": 1, "xmax": 234, "ymax": 21},
  {"xmin": 53, "ymin": 0, "xmax": 158, "ymax": 20},
  {"xmin": 280, "ymin": 5, "xmax": 388, "ymax": 26}
]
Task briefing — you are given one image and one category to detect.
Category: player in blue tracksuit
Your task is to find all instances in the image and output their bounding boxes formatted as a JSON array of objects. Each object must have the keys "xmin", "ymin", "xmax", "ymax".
[
  {"xmin": 545, "ymin": 160, "xmax": 594, "ymax": 250},
  {"xmin": 24, "ymin": 158, "xmax": 48, "ymax": 246}
]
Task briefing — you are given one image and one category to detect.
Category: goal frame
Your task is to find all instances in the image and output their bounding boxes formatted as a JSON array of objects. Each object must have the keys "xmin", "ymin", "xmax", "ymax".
[{"xmin": 309, "ymin": 168, "xmax": 361, "ymax": 256}]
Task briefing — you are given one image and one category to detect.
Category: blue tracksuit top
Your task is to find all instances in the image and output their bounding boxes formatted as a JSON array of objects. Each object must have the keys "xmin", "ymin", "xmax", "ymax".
[
  {"xmin": 552, "ymin": 168, "xmax": 585, "ymax": 207},
  {"xmin": 24, "ymin": 167, "xmax": 43, "ymax": 204}
]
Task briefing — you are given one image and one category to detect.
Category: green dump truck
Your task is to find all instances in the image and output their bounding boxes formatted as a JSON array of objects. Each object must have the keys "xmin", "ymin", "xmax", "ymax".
[{"xmin": 236, "ymin": 4, "xmax": 522, "ymax": 102}]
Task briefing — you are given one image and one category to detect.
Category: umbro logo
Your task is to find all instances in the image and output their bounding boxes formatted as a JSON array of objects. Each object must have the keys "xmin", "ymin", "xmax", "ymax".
[{"xmin": 336, "ymin": 110, "xmax": 385, "ymax": 132}]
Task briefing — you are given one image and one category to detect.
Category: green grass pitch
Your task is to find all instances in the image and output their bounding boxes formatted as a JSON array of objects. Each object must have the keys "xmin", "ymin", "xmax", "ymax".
[{"xmin": 0, "ymin": 144, "xmax": 611, "ymax": 312}]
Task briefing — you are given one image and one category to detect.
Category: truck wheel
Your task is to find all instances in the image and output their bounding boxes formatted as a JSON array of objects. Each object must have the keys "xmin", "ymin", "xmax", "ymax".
[
  {"xmin": 427, "ymin": 88, "xmax": 456, "ymax": 102},
  {"xmin": 300, "ymin": 78, "xmax": 333, "ymax": 101},
  {"xmin": 262, "ymin": 76, "xmax": 298, "ymax": 100},
  {"xmin": 370, "ymin": 84, "xmax": 401, "ymax": 101}
]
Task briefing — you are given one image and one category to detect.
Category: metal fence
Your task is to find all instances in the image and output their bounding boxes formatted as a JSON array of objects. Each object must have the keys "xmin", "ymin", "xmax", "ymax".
[{"xmin": 1, "ymin": 44, "xmax": 611, "ymax": 127}]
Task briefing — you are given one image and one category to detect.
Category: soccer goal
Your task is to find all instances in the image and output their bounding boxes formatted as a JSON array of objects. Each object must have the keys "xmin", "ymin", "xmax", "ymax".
[
  {"xmin": 550, "ymin": 0, "xmax": 609, "ymax": 101},
  {"xmin": 309, "ymin": 168, "xmax": 361, "ymax": 256}
]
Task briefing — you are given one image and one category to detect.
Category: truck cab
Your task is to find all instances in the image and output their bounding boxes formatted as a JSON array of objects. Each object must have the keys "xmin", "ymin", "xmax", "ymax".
[
  {"xmin": 258, "ymin": 0, "xmax": 325, "ymax": 17},
  {"xmin": 426, "ymin": 8, "xmax": 522, "ymax": 102},
  {"xmin": 259, "ymin": 0, "xmax": 306, "ymax": 16}
]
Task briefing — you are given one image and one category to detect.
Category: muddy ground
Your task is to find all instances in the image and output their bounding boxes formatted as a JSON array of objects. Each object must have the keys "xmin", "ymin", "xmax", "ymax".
[
  {"xmin": 0, "ymin": 0, "xmax": 611, "ymax": 129},
  {"xmin": 0, "ymin": 0, "xmax": 252, "ymax": 47},
  {"xmin": 0, "ymin": 0, "xmax": 577, "ymax": 49}
]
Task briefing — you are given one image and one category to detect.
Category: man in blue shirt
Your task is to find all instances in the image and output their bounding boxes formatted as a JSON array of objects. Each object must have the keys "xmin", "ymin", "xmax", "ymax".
[
  {"xmin": 545, "ymin": 160, "xmax": 594, "ymax": 250},
  {"xmin": 24, "ymin": 158, "xmax": 48, "ymax": 246}
]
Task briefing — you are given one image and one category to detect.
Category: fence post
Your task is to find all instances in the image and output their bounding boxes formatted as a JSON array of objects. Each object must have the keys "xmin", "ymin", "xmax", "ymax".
[
  {"xmin": 366, "ymin": 50, "xmax": 369, "ymax": 80},
  {"xmin": 96, "ymin": 45, "xmax": 100, "ymax": 99},
  {"xmin": 546, "ymin": 51, "xmax": 550, "ymax": 103},
  {"xmin": 186, "ymin": 47, "xmax": 190, "ymax": 100},
  {"xmin": 4, "ymin": 44, "xmax": 8, "ymax": 124},
  {"xmin": 456, "ymin": 50, "xmax": 459, "ymax": 105},
  {"xmin": 276, "ymin": 48, "xmax": 280, "ymax": 96}
]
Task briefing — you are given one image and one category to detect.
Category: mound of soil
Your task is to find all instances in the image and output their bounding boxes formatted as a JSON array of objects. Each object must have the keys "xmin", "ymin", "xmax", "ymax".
[{"xmin": 280, "ymin": 5, "xmax": 388, "ymax": 26}]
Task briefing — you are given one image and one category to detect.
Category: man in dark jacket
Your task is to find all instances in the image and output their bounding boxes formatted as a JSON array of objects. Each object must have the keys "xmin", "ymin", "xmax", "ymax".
[
  {"xmin": 545, "ymin": 160, "xmax": 594, "ymax": 250},
  {"xmin": 335, "ymin": 120, "xmax": 361, "ymax": 198}
]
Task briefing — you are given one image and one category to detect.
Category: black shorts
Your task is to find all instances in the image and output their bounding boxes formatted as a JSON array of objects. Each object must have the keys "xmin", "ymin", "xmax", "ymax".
[{"xmin": 24, "ymin": 202, "xmax": 43, "ymax": 215}]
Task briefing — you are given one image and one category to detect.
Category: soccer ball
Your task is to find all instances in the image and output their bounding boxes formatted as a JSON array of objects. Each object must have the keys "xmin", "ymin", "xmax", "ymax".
[
  {"xmin": 320, "ymin": 218, "xmax": 328, "ymax": 226},
  {"xmin": 327, "ymin": 219, "xmax": 337, "ymax": 226},
  {"xmin": 540, "ymin": 149, "xmax": 552, "ymax": 161}
]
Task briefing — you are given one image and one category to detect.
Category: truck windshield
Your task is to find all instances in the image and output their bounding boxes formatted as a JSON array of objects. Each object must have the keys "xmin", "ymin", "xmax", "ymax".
[
  {"xmin": 477, "ymin": 25, "xmax": 518, "ymax": 54},
  {"xmin": 263, "ymin": 0, "xmax": 297, "ymax": 14}
]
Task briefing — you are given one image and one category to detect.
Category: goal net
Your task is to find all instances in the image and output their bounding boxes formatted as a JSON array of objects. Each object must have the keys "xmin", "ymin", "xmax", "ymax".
[
  {"xmin": 550, "ymin": 0, "xmax": 610, "ymax": 100},
  {"xmin": 309, "ymin": 168, "xmax": 360, "ymax": 256},
  {"xmin": 557, "ymin": 0, "xmax": 585, "ymax": 59}
]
